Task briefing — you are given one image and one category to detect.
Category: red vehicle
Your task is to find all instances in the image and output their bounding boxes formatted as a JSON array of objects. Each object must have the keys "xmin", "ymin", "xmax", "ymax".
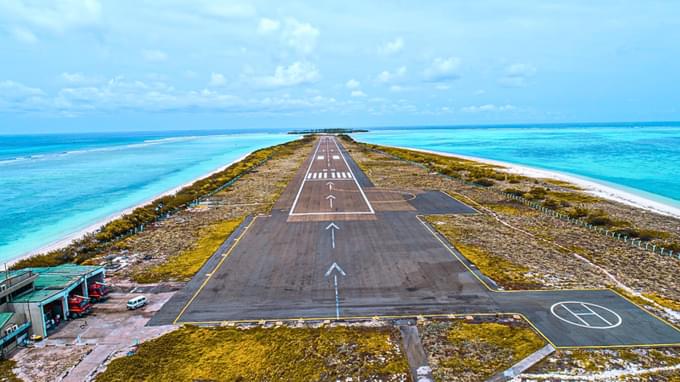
[
  {"xmin": 68, "ymin": 295, "xmax": 92, "ymax": 318},
  {"xmin": 88, "ymin": 282, "xmax": 110, "ymax": 302}
]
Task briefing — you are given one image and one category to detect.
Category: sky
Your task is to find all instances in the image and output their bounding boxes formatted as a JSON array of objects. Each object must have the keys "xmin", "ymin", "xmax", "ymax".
[{"xmin": 1, "ymin": 0, "xmax": 680, "ymax": 134}]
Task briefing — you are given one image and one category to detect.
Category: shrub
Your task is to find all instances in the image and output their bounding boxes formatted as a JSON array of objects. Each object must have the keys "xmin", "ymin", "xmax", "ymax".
[
  {"xmin": 612, "ymin": 227, "xmax": 639, "ymax": 238},
  {"xmin": 524, "ymin": 187, "xmax": 547, "ymax": 200},
  {"xmin": 474, "ymin": 178, "xmax": 495, "ymax": 187},
  {"xmin": 637, "ymin": 229, "xmax": 670, "ymax": 241},
  {"xmin": 586, "ymin": 211, "xmax": 613, "ymax": 226},
  {"xmin": 504, "ymin": 188, "xmax": 524, "ymax": 197},
  {"xmin": 542, "ymin": 198, "xmax": 560, "ymax": 209},
  {"xmin": 565, "ymin": 207, "xmax": 589, "ymax": 219}
]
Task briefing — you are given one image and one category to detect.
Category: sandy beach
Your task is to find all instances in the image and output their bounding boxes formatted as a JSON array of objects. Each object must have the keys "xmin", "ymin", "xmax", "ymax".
[
  {"xmin": 380, "ymin": 144, "xmax": 680, "ymax": 219},
  {"xmin": 8, "ymin": 152, "xmax": 252, "ymax": 267}
]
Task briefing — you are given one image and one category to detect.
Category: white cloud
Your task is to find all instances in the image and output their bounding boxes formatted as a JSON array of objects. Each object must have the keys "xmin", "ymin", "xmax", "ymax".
[
  {"xmin": 256, "ymin": 17, "xmax": 319, "ymax": 54},
  {"xmin": 254, "ymin": 61, "xmax": 320, "ymax": 88},
  {"xmin": 10, "ymin": 27, "xmax": 37, "ymax": 44},
  {"xmin": 345, "ymin": 79, "xmax": 360, "ymax": 89},
  {"xmin": 0, "ymin": 0, "xmax": 102, "ymax": 33},
  {"xmin": 142, "ymin": 50, "xmax": 168, "ymax": 62},
  {"xmin": 377, "ymin": 66, "xmax": 407, "ymax": 83},
  {"xmin": 499, "ymin": 63, "xmax": 536, "ymax": 87},
  {"xmin": 282, "ymin": 18, "xmax": 319, "ymax": 54},
  {"xmin": 209, "ymin": 72, "xmax": 226, "ymax": 87},
  {"xmin": 2, "ymin": 75, "xmax": 343, "ymax": 115},
  {"xmin": 257, "ymin": 17, "xmax": 280, "ymax": 34},
  {"xmin": 351, "ymin": 90, "xmax": 366, "ymax": 97},
  {"xmin": 0, "ymin": 80, "xmax": 47, "ymax": 111},
  {"xmin": 423, "ymin": 57, "xmax": 461, "ymax": 82},
  {"xmin": 378, "ymin": 37, "xmax": 404, "ymax": 55},
  {"xmin": 59, "ymin": 72, "xmax": 102, "ymax": 85},
  {"xmin": 461, "ymin": 104, "xmax": 516, "ymax": 113}
]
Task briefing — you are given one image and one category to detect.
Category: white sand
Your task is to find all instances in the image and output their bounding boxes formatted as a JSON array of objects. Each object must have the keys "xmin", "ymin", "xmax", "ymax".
[
  {"xmin": 8, "ymin": 153, "xmax": 251, "ymax": 267},
  {"xmin": 383, "ymin": 145, "xmax": 680, "ymax": 219}
]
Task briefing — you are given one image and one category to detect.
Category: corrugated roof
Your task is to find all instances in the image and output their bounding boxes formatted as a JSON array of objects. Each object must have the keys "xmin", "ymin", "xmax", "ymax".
[
  {"xmin": 33, "ymin": 274, "xmax": 81, "ymax": 290},
  {"xmin": 0, "ymin": 269, "xmax": 32, "ymax": 281},
  {"xmin": 28, "ymin": 264, "xmax": 103, "ymax": 278},
  {"xmin": 0, "ymin": 312, "xmax": 13, "ymax": 328},
  {"xmin": 12, "ymin": 289, "xmax": 63, "ymax": 303}
]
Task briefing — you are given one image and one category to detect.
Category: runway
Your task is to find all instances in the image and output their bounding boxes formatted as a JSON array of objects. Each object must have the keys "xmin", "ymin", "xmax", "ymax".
[{"xmin": 152, "ymin": 136, "xmax": 680, "ymax": 348}]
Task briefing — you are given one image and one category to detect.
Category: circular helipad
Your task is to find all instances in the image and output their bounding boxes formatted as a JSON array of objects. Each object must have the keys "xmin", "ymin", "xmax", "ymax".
[{"xmin": 550, "ymin": 301, "xmax": 622, "ymax": 329}]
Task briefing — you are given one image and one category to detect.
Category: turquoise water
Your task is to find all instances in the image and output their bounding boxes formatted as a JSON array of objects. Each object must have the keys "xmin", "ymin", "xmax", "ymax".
[
  {"xmin": 0, "ymin": 131, "xmax": 293, "ymax": 263},
  {"xmin": 3, "ymin": 123, "xmax": 679, "ymax": 264},
  {"xmin": 353, "ymin": 123, "xmax": 680, "ymax": 207}
]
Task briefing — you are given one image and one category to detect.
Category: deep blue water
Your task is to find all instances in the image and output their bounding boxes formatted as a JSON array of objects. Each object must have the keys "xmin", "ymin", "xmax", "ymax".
[
  {"xmin": 354, "ymin": 122, "xmax": 680, "ymax": 207},
  {"xmin": 0, "ymin": 130, "xmax": 294, "ymax": 263}
]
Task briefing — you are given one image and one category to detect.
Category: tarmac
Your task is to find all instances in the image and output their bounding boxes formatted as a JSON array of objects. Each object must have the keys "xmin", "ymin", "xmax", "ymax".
[{"xmin": 152, "ymin": 135, "xmax": 680, "ymax": 349}]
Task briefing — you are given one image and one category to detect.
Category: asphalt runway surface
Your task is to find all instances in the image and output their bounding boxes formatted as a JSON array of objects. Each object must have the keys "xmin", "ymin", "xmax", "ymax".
[{"xmin": 154, "ymin": 136, "xmax": 680, "ymax": 348}]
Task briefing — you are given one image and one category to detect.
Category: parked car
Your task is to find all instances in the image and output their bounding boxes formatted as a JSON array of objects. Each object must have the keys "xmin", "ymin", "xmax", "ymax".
[{"xmin": 127, "ymin": 296, "xmax": 147, "ymax": 310}]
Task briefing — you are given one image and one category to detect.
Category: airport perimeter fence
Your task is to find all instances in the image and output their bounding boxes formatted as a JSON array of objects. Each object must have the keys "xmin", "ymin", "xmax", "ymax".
[
  {"xmin": 365, "ymin": 147, "xmax": 679, "ymax": 260},
  {"xmin": 109, "ymin": 154, "xmax": 274, "ymax": 244}
]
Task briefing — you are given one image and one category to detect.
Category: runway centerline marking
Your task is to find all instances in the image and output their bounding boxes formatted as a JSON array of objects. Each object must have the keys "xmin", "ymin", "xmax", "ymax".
[
  {"xmin": 326, "ymin": 222, "xmax": 339, "ymax": 249},
  {"xmin": 289, "ymin": 136, "xmax": 374, "ymax": 216},
  {"xmin": 325, "ymin": 262, "xmax": 346, "ymax": 319}
]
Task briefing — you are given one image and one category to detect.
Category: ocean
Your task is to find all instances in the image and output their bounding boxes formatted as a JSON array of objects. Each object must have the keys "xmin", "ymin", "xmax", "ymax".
[
  {"xmin": 0, "ymin": 130, "xmax": 294, "ymax": 263},
  {"xmin": 352, "ymin": 122, "xmax": 680, "ymax": 208},
  {"xmin": 2, "ymin": 122, "xmax": 679, "ymax": 264}
]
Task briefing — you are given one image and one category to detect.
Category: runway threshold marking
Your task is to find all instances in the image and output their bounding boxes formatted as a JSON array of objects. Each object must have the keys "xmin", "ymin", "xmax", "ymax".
[
  {"xmin": 331, "ymin": 137, "xmax": 374, "ymax": 214},
  {"xmin": 289, "ymin": 136, "xmax": 374, "ymax": 216}
]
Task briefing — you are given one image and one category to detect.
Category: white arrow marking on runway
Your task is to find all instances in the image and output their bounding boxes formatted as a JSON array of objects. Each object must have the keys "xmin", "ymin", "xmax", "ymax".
[
  {"xmin": 324, "ymin": 262, "xmax": 346, "ymax": 276},
  {"xmin": 326, "ymin": 194, "xmax": 336, "ymax": 209},
  {"xmin": 326, "ymin": 222, "xmax": 339, "ymax": 249},
  {"xmin": 325, "ymin": 262, "xmax": 347, "ymax": 319},
  {"xmin": 326, "ymin": 181, "xmax": 334, "ymax": 191}
]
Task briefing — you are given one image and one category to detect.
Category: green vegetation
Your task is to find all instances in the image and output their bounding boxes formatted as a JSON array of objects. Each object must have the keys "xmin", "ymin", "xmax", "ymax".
[
  {"xmin": 473, "ymin": 178, "xmax": 495, "ymax": 187},
  {"xmin": 96, "ymin": 325, "xmax": 408, "ymax": 382},
  {"xmin": 541, "ymin": 178, "xmax": 583, "ymax": 190},
  {"xmin": 133, "ymin": 217, "xmax": 244, "ymax": 283},
  {"xmin": 0, "ymin": 360, "xmax": 20, "ymax": 382},
  {"xmin": 435, "ymin": 321, "xmax": 544, "ymax": 379},
  {"xmin": 289, "ymin": 128, "xmax": 368, "ymax": 134},
  {"xmin": 12, "ymin": 137, "xmax": 313, "ymax": 270}
]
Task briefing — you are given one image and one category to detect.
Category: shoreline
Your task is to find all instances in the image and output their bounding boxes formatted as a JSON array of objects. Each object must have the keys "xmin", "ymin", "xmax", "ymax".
[
  {"xmin": 377, "ymin": 144, "xmax": 680, "ymax": 219},
  {"xmin": 8, "ymin": 152, "xmax": 252, "ymax": 267}
]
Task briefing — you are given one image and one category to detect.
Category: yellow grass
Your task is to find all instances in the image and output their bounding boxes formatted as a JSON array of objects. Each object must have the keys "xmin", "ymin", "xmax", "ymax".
[
  {"xmin": 96, "ymin": 326, "xmax": 409, "ymax": 382},
  {"xmin": 440, "ymin": 321, "xmax": 544, "ymax": 378},
  {"xmin": 133, "ymin": 217, "xmax": 244, "ymax": 283}
]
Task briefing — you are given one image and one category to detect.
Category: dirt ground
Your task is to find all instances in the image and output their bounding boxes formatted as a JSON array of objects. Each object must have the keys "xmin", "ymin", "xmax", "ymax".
[
  {"xmin": 343, "ymin": 139, "xmax": 680, "ymax": 323},
  {"xmin": 12, "ymin": 292, "xmax": 176, "ymax": 382}
]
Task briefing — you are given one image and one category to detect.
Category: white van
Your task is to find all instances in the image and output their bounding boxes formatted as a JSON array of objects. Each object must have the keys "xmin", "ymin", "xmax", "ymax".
[{"xmin": 127, "ymin": 296, "xmax": 147, "ymax": 310}]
